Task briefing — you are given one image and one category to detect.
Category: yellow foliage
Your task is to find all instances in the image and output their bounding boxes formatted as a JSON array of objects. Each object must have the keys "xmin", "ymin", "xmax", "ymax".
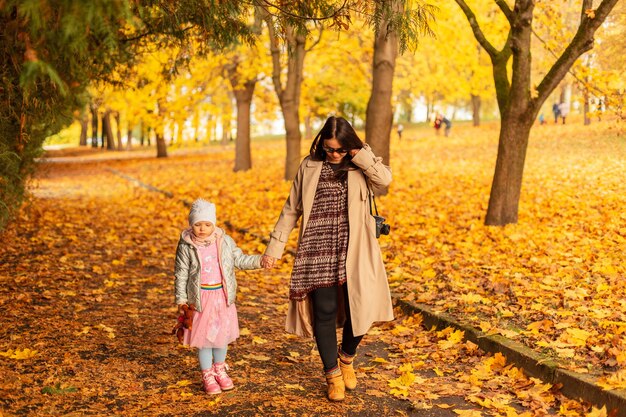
[
  {"xmin": 596, "ymin": 369, "xmax": 626, "ymax": 391},
  {"xmin": 0, "ymin": 348, "xmax": 38, "ymax": 360}
]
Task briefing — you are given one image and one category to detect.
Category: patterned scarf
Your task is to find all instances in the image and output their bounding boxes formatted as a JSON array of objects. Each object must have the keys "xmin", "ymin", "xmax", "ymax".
[{"xmin": 190, "ymin": 230, "xmax": 217, "ymax": 247}]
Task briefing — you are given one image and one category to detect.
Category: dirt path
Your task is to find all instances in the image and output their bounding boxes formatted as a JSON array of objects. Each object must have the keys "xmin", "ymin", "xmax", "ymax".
[{"xmin": 0, "ymin": 158, "xmax": 587, "ymax": 416}]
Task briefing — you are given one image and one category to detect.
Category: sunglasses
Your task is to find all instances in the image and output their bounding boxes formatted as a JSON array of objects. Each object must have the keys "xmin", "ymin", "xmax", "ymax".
[{"xmin": 323, "ymin": 146, "xmax": 348, "ymax": 154}]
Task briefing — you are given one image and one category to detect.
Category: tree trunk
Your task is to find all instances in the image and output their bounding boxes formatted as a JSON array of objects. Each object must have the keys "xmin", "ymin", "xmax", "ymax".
[
  {"xmin": 304, "ymin": 114, "xmax": 313, "ymax": 141},
  {"xmin": 126, "ymin": 121, "xmax": 132, "ymax": 150},
  {"xmin": 583, "ymin": 87, "xmax": 591, "ymax": 125},
  {"xmin": 264, "ymin": 14, "xmax": 306, "ymax": 181},
  {"xmin": 156, "ymin": 133, "xmax": 168, "ymax": 158},
  {"xmin": 221, "ymin": 121, "xmax": 230, "ymax": 145},
  {"xmin": 91, "ymin": 106, "xmax": 99, "ymax": 148},
  {"xmin": 175, "ymin": 122, "xmax": 183, "ymax": 145},
  {"xmin": 485, "ymin": 118, "xmax": 532, "ymax": 225},
  {"xmin": 206, "ymin": 114, "xmax": 214, "ymax": 142},
  {"xmin": 228, "ymin": 61, "xmax": 257, "ymax": 172},
  {"xmin": 365, "ymin": 0, "xmax": 401, "ymax": 195},
  {"xmin": 102, "ymin": 110, "xmax": 115, "ymax": 150},
  {"xmin": 281, "ymin": 29, "xmax": 306, "ymax": 181},
  {"xmin": 193, "ymin": 108, "xmax": 200, "ymax": 142},
  {"xmin": 155, "ymin": 100, "xmax": 167, "ymax": 156},
  {"xmin": 139, "ymin": 120, "xmax": 145, "ymax": 146},
  {"xmin": 79, "ymin": 113, "xmax": 88, "ymax": 146},
  {"xmin": 405, "ymin": 102, "xmax": 414, "ymax": 123},
  {"xmin": 115, "ymin": 112, "xmax": 123, "ymax": 150},
  {"xmin": 471, "ymin": 94, "xmax": 481, "ymax": 126}
]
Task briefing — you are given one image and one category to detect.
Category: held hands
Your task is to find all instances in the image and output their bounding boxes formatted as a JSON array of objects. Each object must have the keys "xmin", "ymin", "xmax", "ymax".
[{"xmin": 261, "ymin": 254, "xmax": 276, "ymax": 269}]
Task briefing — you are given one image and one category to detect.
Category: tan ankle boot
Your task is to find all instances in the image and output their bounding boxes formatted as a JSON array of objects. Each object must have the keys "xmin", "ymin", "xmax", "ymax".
[
  {"xmin": 325, "ymin": 368, "xmax": 345, "ymax": 401},
  {"xmin": 338, "ymin": 349, "xmax": 357, "ymax": 390}
]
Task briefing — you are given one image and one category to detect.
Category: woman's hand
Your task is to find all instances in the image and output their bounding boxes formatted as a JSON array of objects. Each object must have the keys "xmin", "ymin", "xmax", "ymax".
[
  {"xmin": 349, "ymin": 148, "xmax": 360, "ymax": 157},
  {"xmin": 261, "ymin": 255, "xmax": 276, "ymax": 269}
]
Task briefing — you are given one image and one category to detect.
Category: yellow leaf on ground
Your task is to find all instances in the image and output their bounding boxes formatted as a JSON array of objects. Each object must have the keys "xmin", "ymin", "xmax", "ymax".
[
  {"xmin": 454, "ymin": 410, "xmax": 483, "ymax": 416},
  {"xmin": 75, "ymin": 326, "xmax": 91, "ymax": 336},
  {"xmin": 252, "ymin": 336, "xmax": 267, "ymax": 344},
  {"xmin": 1, "ymin": 348, "xmax": 38, "ymax": 360},
  {"xmin": 596, "ymin": 369, "xmax": 626, "ymax": 391},
  {"xmin": 243, "ymin": 354, "xmax": 270, "ymax": 361}
]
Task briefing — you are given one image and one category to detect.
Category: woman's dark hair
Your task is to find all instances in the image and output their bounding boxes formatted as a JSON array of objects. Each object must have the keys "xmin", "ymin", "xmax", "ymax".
[{"xmin": 309, "ymin": 116, "xmax": 364, "ymax": 180}]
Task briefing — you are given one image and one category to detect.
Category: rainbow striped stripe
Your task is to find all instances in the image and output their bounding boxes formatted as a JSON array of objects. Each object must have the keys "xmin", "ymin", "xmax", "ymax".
[{"xmin": 201, "ymin": 283, "xmax": 223, "ymax": 291}]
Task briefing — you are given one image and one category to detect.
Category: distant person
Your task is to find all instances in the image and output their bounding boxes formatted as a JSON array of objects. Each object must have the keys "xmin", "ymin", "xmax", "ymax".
[
  {"xmin": 442, "ymin": 116, "xmax": 452, "ymax": 137},
  {"xmin": 558, "ymin": 102, "xmax": 569, "ymax": 124},
  {"xmin": 538, "ymin": 113, "xmax": 546, "ymax": 125},
  {"xmin": 433, "ymin": 114, "xmax": 443, "ymax": 135},
  {"xmin": 397, "ymin": 123, "xmax": 404, "ymax": 141},
  {"xmin": 174, "ymin": 199, "xmax": 270, "ymax": 394},
  {"xmin": 552, "ymin": 103, "xmax": 560, "ymax": 123},
  {"xmin": 434, "ymin": 113, "xmax": 451, "ymax": 136}
]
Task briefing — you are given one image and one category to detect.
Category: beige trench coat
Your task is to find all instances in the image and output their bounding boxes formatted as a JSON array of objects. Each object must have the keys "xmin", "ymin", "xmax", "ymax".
[{"xmin": 265, "ymin": 144, "xmax": 394, "ymax": 338}]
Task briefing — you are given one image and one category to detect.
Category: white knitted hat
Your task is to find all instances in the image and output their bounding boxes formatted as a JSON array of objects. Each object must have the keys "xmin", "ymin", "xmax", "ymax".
[{"xmin": 188, "ymin": 198, "xmax": 216, "ymax": 226}]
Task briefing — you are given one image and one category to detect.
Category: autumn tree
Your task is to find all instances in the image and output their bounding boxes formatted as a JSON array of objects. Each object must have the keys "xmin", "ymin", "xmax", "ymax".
[
  {"xmin": 0, "ymin": 0, "xmax": 259, "ymax": 229},
  {"xmin": 0, "ymin": 0, "xmax": 136, "ymax": 228},
  {"xmin": 363, "ymin": 1, "xmax": 436, "ymax": 176},
  {"xmin": 224, "ymin": 11, "xmax": 266, "ymax": 172},
  {"xmin": 453, "ymin": 0, "xmax": 621, "ymax": 226},
  {"xmin": 258, "ymin": 6, "xmax": 309, "ymax": 180}
]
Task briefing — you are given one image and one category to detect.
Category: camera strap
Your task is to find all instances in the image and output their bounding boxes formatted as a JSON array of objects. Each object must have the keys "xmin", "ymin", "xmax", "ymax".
[
  {"xmin": 362, "ymin": 172, "xmax": 380, "ymax": 216},
  {"xmin": 369, "ymin": 189, "xmax": 380, "ymax": 216}
]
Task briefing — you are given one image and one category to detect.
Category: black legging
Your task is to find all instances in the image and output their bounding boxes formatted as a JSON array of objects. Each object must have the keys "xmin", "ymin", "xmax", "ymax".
[{"xmin": 311, "ymin": 283, "xmax": 363, "ymax": 372}]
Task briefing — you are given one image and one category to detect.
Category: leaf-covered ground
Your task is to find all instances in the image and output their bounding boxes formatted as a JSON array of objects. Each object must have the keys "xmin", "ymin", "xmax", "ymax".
[{"xmin": 1, "ymin": 120, "xmax": 623, "ymax": 416}]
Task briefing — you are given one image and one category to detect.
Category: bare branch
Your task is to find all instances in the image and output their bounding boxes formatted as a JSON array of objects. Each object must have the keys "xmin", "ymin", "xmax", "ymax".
[
  {"xmin": 452, "ymin": 0, "xmax": 499, "ymax": 58},
  {"xmin": 255, "ymin": 0, "xmax": 349, "ymax": 22},
  {"xmin": 535, "ymin": 0, "xmax": 620, "ymax": 107},
  {"xmin": 258, "ymin": 7, "xmax": 284, "ymax": 97},
  {"xmin": 494, "ymin": 0, "xmax": 513, "ymax": 23},
  {"xmin": 305, "ymin": 25, "xmax": 324, "ymax": 53},
  {"xmin": 581, "ymin": 0, "xmax": 593, "ymax": 20},
  {"xmin": 531, "ymin": 28, "xmax": 611, "ymax": 101},
  {"xmin": 582, "ymin": 0, "xmax": 620, "ymax": 31}
]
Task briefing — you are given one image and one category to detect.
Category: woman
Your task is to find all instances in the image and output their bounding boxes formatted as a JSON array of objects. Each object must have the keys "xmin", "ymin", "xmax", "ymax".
[{"xmin": 262, "ymin": 116, "xmax": 393, "ymax": 401}]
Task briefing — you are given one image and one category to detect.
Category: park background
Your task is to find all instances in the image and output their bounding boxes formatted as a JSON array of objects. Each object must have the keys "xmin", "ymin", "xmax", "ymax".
[{"xmin": 1, "ymin": 1, "xmax": 625, "ymax": 416}]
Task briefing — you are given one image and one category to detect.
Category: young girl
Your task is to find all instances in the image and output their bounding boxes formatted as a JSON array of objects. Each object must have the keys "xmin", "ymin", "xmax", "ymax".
[{"xmin": 174, "ymin": 198, "xmax": 267, "ymax": 394}]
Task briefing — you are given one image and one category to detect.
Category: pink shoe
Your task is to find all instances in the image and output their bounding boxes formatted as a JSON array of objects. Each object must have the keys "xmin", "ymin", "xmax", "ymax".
[
  {"xmin": 201, "ymin": 368, "xmax": 222, "ymax": 395},
  {"xmin": 213, "ymin": 362, "xmax": 234, "ymax": 391}
]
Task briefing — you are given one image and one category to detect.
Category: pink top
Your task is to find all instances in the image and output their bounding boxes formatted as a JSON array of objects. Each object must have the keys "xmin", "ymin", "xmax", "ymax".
[{"xmin": 197, "ymin": 244, "xmax": 222, "ymax": 285}]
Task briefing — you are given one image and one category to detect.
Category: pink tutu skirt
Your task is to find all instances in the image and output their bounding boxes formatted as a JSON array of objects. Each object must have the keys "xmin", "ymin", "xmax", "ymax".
[{"xmin": 183, "ymin": 289, "xmax": 239, "ymax": 349}]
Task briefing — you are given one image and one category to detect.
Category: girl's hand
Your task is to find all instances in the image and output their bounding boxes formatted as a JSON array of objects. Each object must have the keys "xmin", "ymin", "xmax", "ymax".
[{"xmin": 261, "ymin": 255, "xmax": 276, "ymax": 269}]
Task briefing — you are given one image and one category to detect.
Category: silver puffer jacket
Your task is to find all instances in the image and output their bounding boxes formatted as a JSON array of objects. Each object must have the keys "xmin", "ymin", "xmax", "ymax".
[{"xmin": 174, "ymin": 227, "xmax": 261, "ymax": 311}]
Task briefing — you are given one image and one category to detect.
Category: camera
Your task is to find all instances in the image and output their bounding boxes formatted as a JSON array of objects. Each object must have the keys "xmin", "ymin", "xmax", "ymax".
[{"xmin": 373, "ymin": 215, "xmax": 391, "ymax": 238}]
